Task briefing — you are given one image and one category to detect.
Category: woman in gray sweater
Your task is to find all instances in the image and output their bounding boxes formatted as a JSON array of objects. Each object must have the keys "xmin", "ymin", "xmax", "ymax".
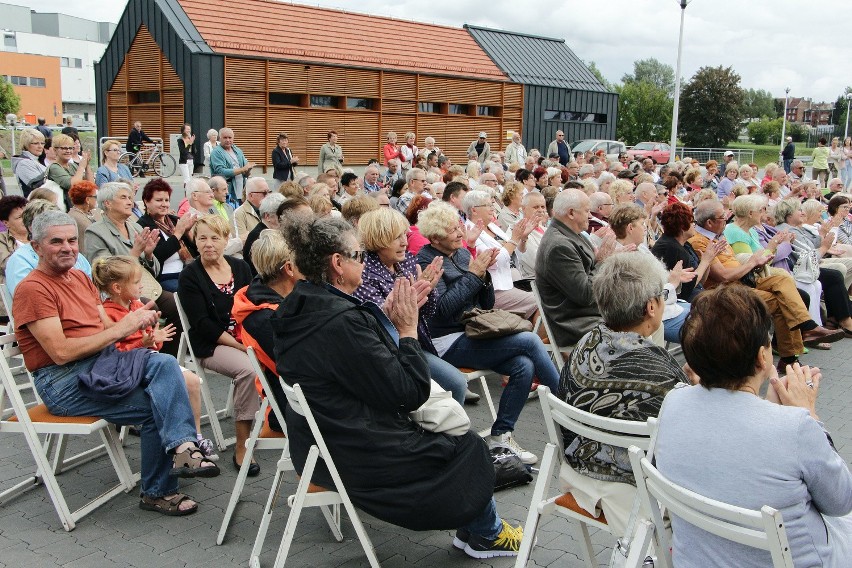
[{"xmin": 656, "ymin": 284, "xmax": 852, "ymax": 568}]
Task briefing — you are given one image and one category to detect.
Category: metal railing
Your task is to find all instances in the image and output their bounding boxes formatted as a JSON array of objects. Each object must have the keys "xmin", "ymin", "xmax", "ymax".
[
  {"xmin": 673, "ymin": 147, "xmax": 755, "ymax": 165},
  {"xmin": 98, "ymin": 136, "xmax": 164, "ymax": 156}
]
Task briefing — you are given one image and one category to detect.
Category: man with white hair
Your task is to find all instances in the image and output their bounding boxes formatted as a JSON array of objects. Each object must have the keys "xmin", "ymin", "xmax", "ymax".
[
  {"xmin": 242, "ymin": 193, "xmax": 285, "ymax": 274},
  {"xmin": 588, "ymin": 192, "xmax": 614, "ymax": 232},
  {"xmin": 484, "ymin": 161, "xmax": 506, "ymax": 186},
  {"xmin": 185, "ymin": 178, "xmax": 217, "ymax": 217},
  {"xmin": 505, "ymin": 132, "xmax": 527, "ymax": 167},
  {"xmin": 535, "ymin": 189, "xmax": 616, "ymax": 348},
  {"xmin": 396, "ymin": 168, "xmax": 429, "ymax": 214},
  {"xmin": 234, "ymin": 177, "xmax": 269, "ymax": 242},
  {"xmin": 382, "ymin": 159, "xmax": 403, "ymax": 187},
  {"xmin": 782, "ymin": 136, "xmax": 795, "ymax": 173},
  {"xmin": 772, "ymin": 166, "xmax": 792, "ymax": 197},
  {"xmin": 296, "ymin": 172, "xmax": 315, "ymax": 195},
  {"xmin": 516, "ymin": 192, "xmax": 548, "ymax": 278},
  {"xmin": 578, "ymin": 164, "xmax": 595, "ymax": 180},
  {"xmin": 209, "ymin": 127, "xmax": 254, "ymax": 203},
  {"xmin": 634, "ymin": 182, "xmax": 657, "ymax": 208},
  {"xmin": 362, "ymin": 164, "xmax": 383, "ymax": 193}
]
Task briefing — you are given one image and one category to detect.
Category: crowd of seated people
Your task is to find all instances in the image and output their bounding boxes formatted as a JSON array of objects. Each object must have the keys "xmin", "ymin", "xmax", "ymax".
[{"xmin": 4, "ymin": 125, "xmax": 851, "ymax": 562}]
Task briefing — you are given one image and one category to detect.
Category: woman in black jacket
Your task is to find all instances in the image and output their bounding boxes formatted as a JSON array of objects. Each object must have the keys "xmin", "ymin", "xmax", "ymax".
[
  {"xmin": 272, "ymin": 217, "xmax": 524, "ymax": 559},
  {"xmin": 177, "ymin": 123, "xmax": 195, "ymax": 188},
  {"xmin": 177, "ymin": 214, "xmax": 259, "ymax": 474},
  {"xmin": 271, "ymin": 133, "xmax": 299, "ymax": 183}
]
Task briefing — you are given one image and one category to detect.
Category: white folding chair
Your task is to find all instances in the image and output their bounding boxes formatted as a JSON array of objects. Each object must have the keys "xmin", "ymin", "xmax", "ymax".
[
  {"xmin": 627, "ymin": 446, "xmax": 794, "ymax": 568},
  {"xmin": 514, "ymin": 386, "xmax": 657, "ymax": 568},
  {"xmin": 456, "ymin": 367, "xmax": 498, "ymax": 436},
  {"xmin": 0, "ymin": 333, "xmax": 136, "ymax": 531},
  {"xmin": 530, "ymin": 281, "xmax": 570, "ymax": 370},
  {"xmin": 251, "ymin": 379, "xmax": 380, "ymax": 568},
  {"xmin": 217, "ymin": 346, "xmax": 292, "ymax": 545},
  {"xmin": 174, "ymin": 294, "xmax": 234, "ymax": 450}
]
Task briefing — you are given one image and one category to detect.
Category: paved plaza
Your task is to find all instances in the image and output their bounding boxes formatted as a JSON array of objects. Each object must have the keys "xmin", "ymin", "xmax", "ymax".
[{"xmin": 1, "ymin": 336, "xmax": 851, "ymax": 568}]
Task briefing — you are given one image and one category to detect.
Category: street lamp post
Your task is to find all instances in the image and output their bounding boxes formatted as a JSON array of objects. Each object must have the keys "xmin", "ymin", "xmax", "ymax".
[
  {"xmin": 668, "ymin": 0, "xmax": 690, "ymax": 164},
  {"xmin": 844, "ymin": 92, "xmax": 852, "ymax": 141},
  {"xmin": 780, "ymin": 87, "xmax": 790, "ymax": 166}
]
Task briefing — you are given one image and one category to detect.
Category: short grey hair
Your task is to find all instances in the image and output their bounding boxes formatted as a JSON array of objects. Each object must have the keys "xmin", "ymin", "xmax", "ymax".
[
  {"xmin": 461, "ymin": 190, "xmax": 491, "ymax": 217},
  {"xmin": 774, "ymin": 199, "xmax": 799, "ymax": 224},
  {"xmin": 388, "ymin": 158, "xmax": 400, "ymax": 167},
  {"xmin": 578, "ymin": 164, "xmax": 594, "ymax": 177},
  {"xmin": 259, "ymin": 193, "xmax": 285, "ymax": 218},
  {"xmin": 593, "ymin": 252, "xmax": 668, "ymax": 329},
  {"xmin": 97, "ymin": 182, "xmax": 133, "ymax": 210},
  {"xmin": 694, "ymin": 199, "xmax": 722, "ymax": 227},
  {"xmin": 245, "ymin": 177, "xmax": 268, "ymax": 193},
  {"xmin": 731, "ymin": 194, "xmax": 766, "ymax": 218},
  {"xmin": 406, "ymin": 167, "xmax": 425, "ymax": 184},
  {"xmin": 791, "ymin": 159, "xmax": 804, "ymax": 169},
  {"xmin": 219, "ymin": 127, "xmax": 234, "ymax": 138},
  {"xmin": 589, "ymin": 191, "xmax": 613, "ymax": 211},
  {"xmin": 552, "ymin": 189, "xmax": 587, "ymax": 218},
  {"xmin": 208, "ymin": 176, "xmax": 227, "ymax": 191},
  {"xmin": 188, "ymin": 177, "xmax": 211, "ymax": 196},
  {"xmin": 31, "ymin": 210, "xmax": 76, "ymax": 243},
  {"xmin": 206, "ymin": 128, "xmax": 218, "ymax": 138}
]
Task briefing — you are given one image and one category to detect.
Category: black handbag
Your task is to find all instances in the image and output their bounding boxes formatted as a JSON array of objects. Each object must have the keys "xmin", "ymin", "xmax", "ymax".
[{"xmin": 491, "ymin": 446, "xmax": 533, "ymax": 491}]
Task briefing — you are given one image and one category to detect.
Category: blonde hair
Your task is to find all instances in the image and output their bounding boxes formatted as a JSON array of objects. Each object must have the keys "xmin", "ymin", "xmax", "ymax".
[
  {"xmin": 192, "ymin": 213, "xmax": 231, "ymax": 239},
  {"xmin": 19, "ymin": 128, "xmax": 45, "ymax": 148},
  {"xmin": 277, "ymin": 180, "xmax": 302, "ymax": 199},
  {"xmin": 52, "ymin": 133, "xmax": 74, "ymax": 151},
  {"xmin": 251, "ymin": 229, "xmax": 294, "ymax": 283},
  {"xmin": 309, "ymin": 194, "xmax": 333, "ymax": 217},
  {"xmin": 101, "ymin": 139, "xmax": 122, "ymax": 162},
  {"xmin": 501, "ymin": 181, "xmax": 523, "ymax": 207},
  {"xmin": 608, "ymin": 179, "xmax": 634, "ymax": 202},
  {"xmin": 417, "ymin": 201, "xmax": 461, "ymax": 240},
  {"xmin": 359, "ymin": 208, "xmax": 409, "ymax": 252},
  {"xmin": 91, "ymin": 255, "xmax": 142, "ymax": 294}
]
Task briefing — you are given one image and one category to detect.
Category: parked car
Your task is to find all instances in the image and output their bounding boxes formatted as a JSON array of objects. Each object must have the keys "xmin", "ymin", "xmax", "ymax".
[
  {"xmin": 570, "ymin": 139, "xmax": 626, "ymax": 161},
  {"xmin": 627, "ymin": 142, "xmax": 671, "ymax": 164}
]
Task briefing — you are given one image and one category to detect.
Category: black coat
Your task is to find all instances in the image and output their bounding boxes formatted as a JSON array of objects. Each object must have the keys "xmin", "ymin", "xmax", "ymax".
[
  {"xmin": 177, "ymin": 256, "xmax": 252, "ymax": 358},
  {"xmin": 272, "ymin": 146, "xmax": 296, "ymax": 181},
  {"xmin": 271, "ymin": 281, "xmax": 494, "ymax": 531},
  {"xmin": 136, "ymin": 214, "xmax": 199, "ymax": 269}
]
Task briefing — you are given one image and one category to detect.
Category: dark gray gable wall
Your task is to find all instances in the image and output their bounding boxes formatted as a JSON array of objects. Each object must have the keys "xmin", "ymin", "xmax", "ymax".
[{"xmin": 94, "ymin": 0, "xmax": 223, "ymax": 161}]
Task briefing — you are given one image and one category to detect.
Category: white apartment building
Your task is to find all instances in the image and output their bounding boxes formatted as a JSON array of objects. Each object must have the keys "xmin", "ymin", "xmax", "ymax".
[{"xmin": 1, "ymin": 2, "xmax": 115, "ymax": 126}]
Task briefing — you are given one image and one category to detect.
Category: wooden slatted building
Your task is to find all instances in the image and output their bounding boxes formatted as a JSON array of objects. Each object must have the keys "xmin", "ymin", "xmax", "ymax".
[{"xmin": 95, "ymin": 0, "xmax": 615, "ymax": 167}]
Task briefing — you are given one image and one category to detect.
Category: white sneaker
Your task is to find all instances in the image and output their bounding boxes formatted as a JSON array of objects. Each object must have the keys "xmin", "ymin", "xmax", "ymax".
[{"xmin": 489, "ymin": 432, "xmax": 538, "ymax": 465}]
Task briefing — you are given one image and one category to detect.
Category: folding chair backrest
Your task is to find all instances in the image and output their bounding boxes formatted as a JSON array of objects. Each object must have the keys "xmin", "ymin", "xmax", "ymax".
[
  {"xmin": 538, "ymin": 385, "xmax": 655, "ymax": 456},
  {"xmin": 0, "ymin": 284, "xmax": 14, "ymax": 331},
  {"xmin": 628, "ymin": 446, "xmax": 794, "ymax": 568},
  {"xmin": 174, "ymin": 294, "xmax": 202, "ymax": 363},
  {"xmin": 0, "ymin": 333, "xmax": 27, "ymax": 422},
  {"xmin": 246, "ymin": 347, "xmax": 286, "ymax": 432},
  {"xmin": 530, "ymin": 281, "xmax": 565, "ymax": 369},
  {"xmin": 278, "ymin": 380, "xmax": 340, "ymax": 481}
]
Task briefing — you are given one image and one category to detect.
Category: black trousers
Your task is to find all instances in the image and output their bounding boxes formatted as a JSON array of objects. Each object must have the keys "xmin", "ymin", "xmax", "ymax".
[{"xmin": 819, "ymin": 267, "xmax": 852, "ymax": 320}]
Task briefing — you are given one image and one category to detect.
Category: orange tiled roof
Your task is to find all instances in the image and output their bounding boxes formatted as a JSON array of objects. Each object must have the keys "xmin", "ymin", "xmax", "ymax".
[{"xmin": 177, "ymin": 0, "xmax": 508, "ymax": 81}]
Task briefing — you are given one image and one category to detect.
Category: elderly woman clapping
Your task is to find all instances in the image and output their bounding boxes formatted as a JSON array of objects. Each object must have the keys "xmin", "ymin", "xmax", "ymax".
[
  {"xmin": 416, "ymin": 201, "xmax": 559, "ymax": 465},
  {"xmin": 558, "ymin": 252, "xmax": 691, "ymax": 536},
  {"xmin": 10, "ymin": 128, "xmax": 47, "ymax": 197},
  {"xmin": 353, "ymin": 207, "xmax": 472, "ymax": 404},
  {"xmin": 655, "ymin": 284, "xmax": 852, "ymax": 567}
]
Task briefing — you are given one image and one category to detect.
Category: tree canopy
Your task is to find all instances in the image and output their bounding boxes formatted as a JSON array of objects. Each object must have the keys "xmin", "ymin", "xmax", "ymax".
[
  {"xmin": 742, "ymin": 88, "xmax": 776, "ymax": 120},
  {"xmin": 679, "ymin": 66, "xmax": 745, "ymax": 148},
  {"xmin": 622, "ymin": 58, "xmax": 675, "ymax": 96},
  {"xmin": 615, "ymin": 81, "xmax": 672, "ymax": 144},
  {"xmin": 0, "ymin": 77, "xmax": 21, "ymax": 118}
]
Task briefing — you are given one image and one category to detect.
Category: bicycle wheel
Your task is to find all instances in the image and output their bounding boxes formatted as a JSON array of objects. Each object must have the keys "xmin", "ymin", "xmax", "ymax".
[
  {"xmin": 118, "ymin": 152, "xmax": 142, "ymax": 177},
  {"xmin": 153, "ymin": 153, "xmax": 177, "ymax": 178}
]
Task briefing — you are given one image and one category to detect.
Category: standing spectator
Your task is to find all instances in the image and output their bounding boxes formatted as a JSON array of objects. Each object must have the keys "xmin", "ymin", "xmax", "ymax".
[
  {"xmin": 398, "ymin": 132, "xmax": 418, "ymax": 171},
  {"xmin": 504, "ymin": 132, "xmax": 527, "ymax": 167},
  {"xmin": 271, "ymin": 133, "xmax": 298, "ymax": 182},
  {"xmin": 95, "ymin": 140, "xmax": 133, "ymax": 187},
  {"xmin": 60, "ymin": 116, "xmax": 78, "ymax": 138},
  {"xmin": 719, "ymin": 150, "xmax": 735, "ymax": 178},
  {"xmin": 811, "ymin": 137, "xmax": 830, "ymax": 188},
  {"xmin": 467, "ymin": 132, "xmax": 491, "ymax": 165},
  {"xmin": 782, "ymin": 136, "xmax": 796, "ymax": 173},
  {"xmin": 203, "ymin": 128, "xmax": 218, "ymax": 176},
  {"xmin": 842, "ymin": 137, "xmax": 852, "ymax": 190},
  {"xmin": 828, "ymin": 137, "xmax": 843, "ymax": 180},
  {"xmin": 546, "ymin": 130, "xmax": 570, "ymax": 166},
  {"xmin": 67, "ymin": 181, "xmax": 102, "ymax": 252},
  {"xmin": 210, "ymin": 127, "xmax": 253, "ymax": 203},
  {"xmin": 317, "ymin": 130, "xmax": 344, "ymax": 176},
  {"xmin": 127, "ymin": 121, "xmax": 153, "ymax": 156},
  {"xmin": 35, "ymin": 117, "xmax": 52, "ymax": 143},
  {"xmin": 177, "ymin": 123, "xmax": 196, "ymax": 188},
  {"xmin": 382, "ymin": 132, "xmax": 402, "ymax": 167},
  {"xmin": 422, "ymin": 136, "xmax": 442, "ymax": 158}
]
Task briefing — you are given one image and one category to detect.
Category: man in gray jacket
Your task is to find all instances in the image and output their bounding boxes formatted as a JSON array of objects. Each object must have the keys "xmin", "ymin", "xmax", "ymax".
[
  {"xmin": 535, "ymin": 189, "xmax": 616, "ymax": 348},
  {"xmin": 546, "ymin": 130, "xmax": 571, "ymax": 166}
]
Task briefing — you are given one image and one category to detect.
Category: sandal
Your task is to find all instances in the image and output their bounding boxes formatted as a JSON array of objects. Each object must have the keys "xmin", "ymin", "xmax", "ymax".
[
  {"xmin": 139, "ymin": 493, "xmax": 198, "ymax": 516},
  {"xmin": 811, "ymin": 342, "xmax": 832, "ymax": 350},
  {"xmin": 170, "ymin": 446, "xmax": 221, "ymax": 478}
]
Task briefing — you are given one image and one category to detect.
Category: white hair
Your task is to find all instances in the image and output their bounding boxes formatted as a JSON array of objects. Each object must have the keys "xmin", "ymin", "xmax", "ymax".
[{"xmin": 552, "ymin": 189, "xmax": 587, "ymax": 218}]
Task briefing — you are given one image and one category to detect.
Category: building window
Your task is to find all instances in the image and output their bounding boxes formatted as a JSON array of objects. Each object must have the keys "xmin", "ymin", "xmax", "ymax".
[
  {"xmin": 74, "ymin": 58, "xmax": 83, "ymax": 68},
  {"xmin": 60, "ymin": 57, "xmax": 83, "ymax": 68},
  {"xmin": 29, "ymin": 77, "xmax": 46, "ymax": 88},
  {"xmin": 269, "ymin": 92, "xmax": 302, "ymax": 106},
  {"xmin": 3, "ymin": 33, "xmax": 16, "ymax": 50},
  {"xmin": 61, "ymin": 57, "xmax": 69, "ymax": 67},
  {"xmin": 10, "ymin": 76, "xmax": 27, "ymax": 86},
  {"xmin": 129, "ymin": 91, "xmax": 161, "ymax": 104},
  {"xmin": 419, "ymin": 102, "xmax": 438, "ymax": 113},
  {"xmin": 449, "ymin": 104, "xmax": 470, "ymax": 115},
  {"xmin": 477, "ymin": 106, "xmax": 500, "ymax": 117},
  {"xmin": 347, "ymin": 97, "xmax": 374, "ymax": 110},
  {"xmin": 310, "ymin": 95, "xmax": 339, "ymax": 108},
  {"xmin": 544, "ymin": 110, "xmax": 607, "ymax": 124}
]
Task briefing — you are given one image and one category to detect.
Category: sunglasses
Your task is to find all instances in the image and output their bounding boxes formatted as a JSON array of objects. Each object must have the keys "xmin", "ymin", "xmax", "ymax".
[{"xmin": 344, "ymin": 250, "xmax": 366, "ymax": 264}]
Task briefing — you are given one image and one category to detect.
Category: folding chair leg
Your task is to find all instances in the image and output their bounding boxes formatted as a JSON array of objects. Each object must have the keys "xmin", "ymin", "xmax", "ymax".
[
  {"xmin": 515, "ymin": 443, "xmax": 558, "ymax": 568},
  {"xmin": 476, "ymin": 374, "xmax": 499, "ymax": 437},
  {"xmin": 99, "ymin": 427, "xmax": 136, "ymax": 492},
  {"xmin": 218, "ymin": 406, "xmax": 265, "ymax": 545},
  {"xmin": 340, "ymin": 495, "xmax": 381, "ymax": 568},
  {"xmin": 579, "ymin": 522, "xmax": 597, "ymax": 568},
  {"xmin": 51, "ymin": 433, "xmax": 69, "ymax": 473},
  {"xmin": 320, "ymin": 503, "xmax": 343, "ymax": 542},
  {"xmin": 198, "ymin": 374, "xmax": 229, "ymax": 451},
  {"xmin": 273, "ymin": 446, "xmax": 322, "ymax": 568},
  {"xmin": 250, "ymin": 447, "xmax": 293, "ymax": 566},
  {"xmin": 623, "ymin": 520, "xmax": 655, "ymax": 568},
  {"xmin": 21, "ymin": 427, "xmax": 76, "ymax": 531}
]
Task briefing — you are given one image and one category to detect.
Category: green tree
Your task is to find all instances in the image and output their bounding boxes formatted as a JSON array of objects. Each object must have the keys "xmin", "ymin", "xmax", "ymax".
[
  {"xmin": 742, "ymin": 88, "xmax": 776, "ymax": 119},
  {"xmin": 622, "ymin": 58, "xmax": 675, "ymax": 96},
  {"xmin": 832, "ymin": 87, "xmax": 852, "ymax": 132},
  {"xmin": 585, "ymin": 60, "xmax": 613, "ymax": 91},
  {"xmin": 747, "ymin": 118, "xmax": 783, "ymax": 145},
  {"xmin": 679, "ymin": 66, "xmax": 745, "ymax": 148},
  {"xmin": 0, "ymin": 77, "xmax": 20, "ymax": 118},
  {"xmin": 615, "ymin": 81, "xmax": 673, "ymax": 144}
]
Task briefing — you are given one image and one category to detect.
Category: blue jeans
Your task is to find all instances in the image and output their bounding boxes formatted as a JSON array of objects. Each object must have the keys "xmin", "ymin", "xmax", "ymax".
[
  {"xmin": 663, "ymin": 301, "xmax": 690, "ymax": 344},
  {"xmin": 158, "ymin": 273, "xmax": 180, "ymax": 293},
  {"xmin": 442, "ymin": 331, "xmax": 559, "ymax": 436},
  {"xmin": 32, "ymin": 352, "xmax": 197, "ymax": 498},
  {"xmin": 462, "ymin": 497, "xmax": 502, "ymax": 540},
  {"xmin": 425, "ymin": 351, "xmax": 466, "ymax": 404}
]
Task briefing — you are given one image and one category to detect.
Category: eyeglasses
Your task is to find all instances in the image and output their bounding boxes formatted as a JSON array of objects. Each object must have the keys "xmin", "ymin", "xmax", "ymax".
[
  {"xmin": 344, "ymin": 250, "xmax": 366, "ymax": 264},
  {"xmin": 659, "ymin": 288, "xmax": 670, "ymax": 301},
  {"xmin": 412, "ymin": 178, "xmax": 426, "ymax": 182},
  {"xmin": 250, "ymin": 190, "xmax": 271, "ymax": 196},
  {"xmin": 56, "ymin": 146, "xmax": 74, "ymax": 151}
]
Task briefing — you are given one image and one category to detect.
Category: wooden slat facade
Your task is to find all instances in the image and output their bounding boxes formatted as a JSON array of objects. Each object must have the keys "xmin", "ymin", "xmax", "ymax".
[
  {"xmin": 224, "ymin": 57, "xmax": 523, "ymax": 168},
  {"xmin": 106, "ymin": 25, "xmax": 184, "ymax": 153}
]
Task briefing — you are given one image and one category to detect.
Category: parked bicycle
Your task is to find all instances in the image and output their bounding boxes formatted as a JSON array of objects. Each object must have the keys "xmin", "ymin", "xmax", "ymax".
[{"xmin": 119, "ymin": 143, "xmax": 177, "ymax": 178}]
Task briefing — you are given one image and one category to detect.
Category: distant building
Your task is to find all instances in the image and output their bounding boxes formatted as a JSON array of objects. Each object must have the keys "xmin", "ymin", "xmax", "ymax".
[
  {"xmin": 0, "ymin": 1, "xmax": 115, "ymax": 126},
  {"xmin": 0, "ymin": 52, "xmax": 62, "ymax": 125},
  {"xmin": 780, "ymin": 97, "xmax": 835, "ymax": 127}
]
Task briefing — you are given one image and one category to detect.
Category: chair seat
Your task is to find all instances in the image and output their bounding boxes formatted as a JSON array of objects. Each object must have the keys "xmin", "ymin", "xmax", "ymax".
[
  {"xmin": 260, "ymin": 422, "xmax": 286, "ymax": 439},
  {"xmin": 554, "ymin": 492, "xmax": 607, "ymax": 524},
  {"xmin": 295, "ymin": 475, "xmax": 331, "ymax": 493},
  {"xmin": 8, "ymin": 404, "xmax": 101, "ymax": 425}
]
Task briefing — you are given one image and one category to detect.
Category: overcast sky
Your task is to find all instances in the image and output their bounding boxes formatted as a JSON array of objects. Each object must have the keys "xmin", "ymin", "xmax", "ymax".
[{"xmin": 17, "ymin": 0, "xmax": 852, "ymax": 104}]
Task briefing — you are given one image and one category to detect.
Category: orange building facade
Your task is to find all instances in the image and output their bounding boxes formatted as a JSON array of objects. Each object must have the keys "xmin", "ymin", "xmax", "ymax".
[{"xmin": 0, "ymin": 52, "xmax": 62, "ymax": 124}]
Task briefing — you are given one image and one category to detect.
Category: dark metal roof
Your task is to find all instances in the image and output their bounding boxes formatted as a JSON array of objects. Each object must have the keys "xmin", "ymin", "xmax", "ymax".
[{"xmin": 465, "ymin": 24, "xmax": 609, "ymax": 93}]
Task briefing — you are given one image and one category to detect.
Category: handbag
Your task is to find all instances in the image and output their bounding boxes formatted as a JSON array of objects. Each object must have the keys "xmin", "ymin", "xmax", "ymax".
[
  {"xmin": 408, "ymin": 380, "xmax": 470, "ymax": 436},
  {"xmin": 460, "ymin": 307, "xmax": 533, "ymax": 339},
  {"xmin": 791, "ymin": 248, "xmax": 819, "ymax": 284},
  {"xmin": 734, "ymin": 253, "xmax": 770, "ymax": 288},
  {"xmin": 491, "ymin": 446, "xmax": 533, "ymax": 491},
  {"xmin": 139, "ymin": 268, "xmax": 163, "ymax": 301}
]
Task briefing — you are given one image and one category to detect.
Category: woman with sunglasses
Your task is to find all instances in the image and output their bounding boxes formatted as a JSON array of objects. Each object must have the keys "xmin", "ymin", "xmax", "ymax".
[
  {"xmin": 46, "ymin": 133, "xmax": 93, "ymax": 209},
  {"xmin": 95, "ymin": 139, "xmax": 133, "ymax": 187}
]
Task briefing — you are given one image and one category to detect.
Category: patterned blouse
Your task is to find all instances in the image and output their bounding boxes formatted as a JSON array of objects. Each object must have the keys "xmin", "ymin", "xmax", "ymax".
[{"xmin": 216, "ymin": 275, "xmax": 238, "ymax": 337}]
